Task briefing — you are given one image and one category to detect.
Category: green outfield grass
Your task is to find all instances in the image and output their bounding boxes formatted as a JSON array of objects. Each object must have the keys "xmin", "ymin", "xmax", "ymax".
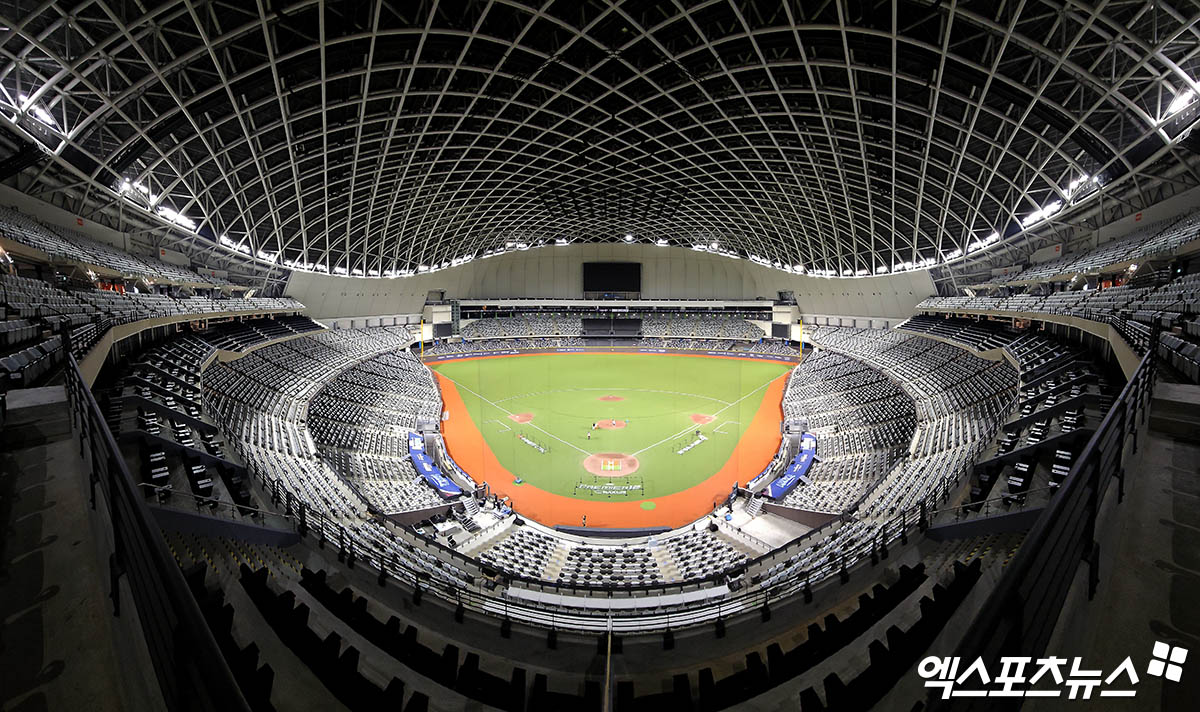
[{"xmin": 430, "ymin": 353, "xmax": 791, "ymax": 501}]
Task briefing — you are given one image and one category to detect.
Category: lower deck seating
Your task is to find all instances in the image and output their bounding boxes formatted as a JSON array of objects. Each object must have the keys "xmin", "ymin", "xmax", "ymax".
[
  {"xmin": 613, "ymin": 560, "xmax": 947, "ymax": 712},
  {"xmin": 0, "ymin": 319, "xmax": 38, "ymax": 347},
  {"xmin": 298, "ymin": 567, "xmax": 527, "ymax": 712},
  {"xmin": 182, "ymin": 564, "xmax": 277, "ymax": 711},
  {"xmin": 239, "ymin": 565, "xmax": 423, "ymax": 712}
]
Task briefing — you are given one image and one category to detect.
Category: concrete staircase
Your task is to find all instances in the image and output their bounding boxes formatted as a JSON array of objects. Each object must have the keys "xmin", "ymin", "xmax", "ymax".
[
  {"xmin": 714, "ymin": 531, "xmax": 766, "ymax": 558},
  {"xmin": 650, "ymin": 548, "xmax": 680, "ymax": 581},
  {"xmin": 541, "ymin": 546, "xmax": 568, "ymax": 581},
  {"xmin": 1149, "ymin": 382, "xmax": 1200, "ymax": 442}
]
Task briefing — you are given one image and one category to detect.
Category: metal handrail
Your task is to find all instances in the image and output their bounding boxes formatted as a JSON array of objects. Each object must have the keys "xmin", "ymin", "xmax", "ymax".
[
  {"xmin": 914, "ymin": 301, "xmax": 1153, "ymax": 354},
  {"xmin": 90, "ymin": 330, "xmax": 962, "ymax": 635},
  {"xmin": 928, "ymin": 485, "xmax": 1058, "ymax": 525},
  {"xmin": 63, "ymin": 354, "xmax": 251, "ymax": 712},
  {"xmin": 219, "ymin": 391, "xmax": 930, "ymax": 620},
  {"xmin": 939, "ymin": 347, "xmax": 1156, "ymax": 710},
  {"xmin": 136, "ymin": 482, "xmax": 300, "ymax": 529},
  {"xmin": 231, "ymin": 438, "xmax": 935, "ymax": 631}
]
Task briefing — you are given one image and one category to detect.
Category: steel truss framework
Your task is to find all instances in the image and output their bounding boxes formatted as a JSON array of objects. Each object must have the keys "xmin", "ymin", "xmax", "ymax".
[{"xmin": 1, "ymin": 0, "xmax": 1199, "ymax": 287}]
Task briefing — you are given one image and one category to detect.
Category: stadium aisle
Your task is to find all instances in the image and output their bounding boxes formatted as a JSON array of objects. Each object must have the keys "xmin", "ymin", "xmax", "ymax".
[
  {"xmin": 1029, "ymin": 412, "xmax": 1199, "ymax": 712},
  {"xmin": 0, "ymin": 388, "xmax": 160, "ymax": 711}
]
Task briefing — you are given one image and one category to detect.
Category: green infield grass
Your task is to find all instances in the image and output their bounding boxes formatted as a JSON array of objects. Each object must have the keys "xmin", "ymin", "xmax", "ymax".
[{"xmin": 429, "ymin": 353, "xmax": 791, "ymax": 501}]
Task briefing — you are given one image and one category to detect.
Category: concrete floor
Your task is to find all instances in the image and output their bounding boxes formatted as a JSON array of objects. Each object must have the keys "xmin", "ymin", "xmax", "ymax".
[
  {"xmin": 726, "ymin": 506, "xmax": 813, "ymax": 549},
  {"xmin": 0, "ymin": 387, "xmax": 158, "ymax": 712},
  {"xmin": 1030, "ymin": 411, "xmax": 1200, "ymax": 712}
]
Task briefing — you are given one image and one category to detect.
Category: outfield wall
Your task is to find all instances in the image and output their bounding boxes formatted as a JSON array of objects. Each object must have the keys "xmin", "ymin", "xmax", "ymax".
[
  {"xmin": 420, "ymin": 345, "xmax": 804, "ymax": 364},
  {"xmin": 285, "ymin": 243, "xmax": 936, "ymax": 320}
]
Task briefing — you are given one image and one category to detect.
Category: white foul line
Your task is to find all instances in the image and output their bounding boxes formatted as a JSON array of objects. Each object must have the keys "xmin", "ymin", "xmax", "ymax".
[
  {"xmin": 440, "ymin": 374, "xmax": 593, "ymax": 457},
  {"xmin": 631, "ymin": 378, "xmax": 777, "ymax": 456}
]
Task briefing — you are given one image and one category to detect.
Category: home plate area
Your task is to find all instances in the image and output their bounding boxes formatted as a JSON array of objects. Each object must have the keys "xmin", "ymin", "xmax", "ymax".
[{"xmin": 582, "ymin": 452, "xmax": 640, "ymax": 477}]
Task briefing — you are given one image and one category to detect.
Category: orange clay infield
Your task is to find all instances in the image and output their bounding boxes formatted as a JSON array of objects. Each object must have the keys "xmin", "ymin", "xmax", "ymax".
[
  {"xmin": 507, "ymin": 413, "xmax": 534, "ymax": 424},
  {"xmin": 595, "ymin": 420, "xmax": 626, "ymax": 430},
  {"xmin": 434, "ymin": 364, "xmax": 788, "ymax": 529},
  {"xmin": 690, "ymin": 414, "xmax": 715, "ymax": 425},
  {"xmin": 598, "ymin": 395, "xmax": 625, "ymax": 401}
]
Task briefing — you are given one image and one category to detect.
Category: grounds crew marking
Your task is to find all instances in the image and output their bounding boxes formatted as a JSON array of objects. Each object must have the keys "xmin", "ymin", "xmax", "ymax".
[
  {"xmin": 486, "ymin": 419, "xmax": 511, "ymax": 433},
  {"xmin": 714, "ymin": 420, "xmax": 740, "ymax": 435}
]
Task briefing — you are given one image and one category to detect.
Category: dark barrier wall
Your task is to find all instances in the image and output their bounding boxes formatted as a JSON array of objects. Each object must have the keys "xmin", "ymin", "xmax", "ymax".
[
  {"xmin": 760, "ymin": 502, "xmax": 841, "ymax": 530},
  {"xmin": 149, "ymin": 505, "xmax": 302, "ymax": 548},
  {"xmin": 936, "ymin": 348, "xmax": 1156, "ymax": 711},
  {"xmin": 64, "ymin": 355, "xmax": 252, "ymax": 712}
]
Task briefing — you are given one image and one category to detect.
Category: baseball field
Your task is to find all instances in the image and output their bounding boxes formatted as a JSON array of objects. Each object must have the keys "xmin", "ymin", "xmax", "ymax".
[{"xmin": 429, "ymin": 352, "xmax": 793, "ymax": 528}]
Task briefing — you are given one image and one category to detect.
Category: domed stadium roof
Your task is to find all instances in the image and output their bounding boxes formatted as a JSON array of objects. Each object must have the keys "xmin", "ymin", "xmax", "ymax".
[{"xmin": 1, "ymin": 0, "xmax": 1198, "ymax": 281}]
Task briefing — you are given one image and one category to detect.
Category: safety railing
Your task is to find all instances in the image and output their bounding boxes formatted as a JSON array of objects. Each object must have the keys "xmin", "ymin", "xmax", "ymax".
[
  {"xmin": 928, "ymin": 485, "xmax": 1058, "ymax": 528},
  {"xmin": 64, "ymin": 354, "xmax": 251, "ymax": 712},
  {"xmin": 181, "ymin": 323, "xmax": 1003, "ymax": 635},
  {"xmin": 226, "ymin": 437, "xmax": 945, "ymax": 633},
  {"xmin": 71, "ymin": 315, "xmax": 114, "ymax": 358},
  {"xmin": 212, "ymin": 390, "xmax": 942, "ymax": 630},
  {"xmin": 714, "ymin": 516, "xmax": 775, "ymax": 554},
  {"xmin": 137, "ymin": 482, "xmax": 301, "ymax": 531},
  {"xmin": 418, "ymin": 499, "xmax": 928, "ymax": 633},
  {"xmin": 914, "ymin": 299, "xmax": 1154, "ymax": 354},
  {"xmin": 85, "ymin": 326, "xmax": 980, "ymax": 638},
  {"xmin": 938, "ymin": 347, "xmax": 1157, "ymax": 710}
]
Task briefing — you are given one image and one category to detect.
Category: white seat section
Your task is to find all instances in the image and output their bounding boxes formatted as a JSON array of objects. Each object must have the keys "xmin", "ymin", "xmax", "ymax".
[
  {"xmin": 0, "ymin": 205, "xmax": 237, "ymax": 287},
  {"xmin": 428, "ymin": 313, "xmax": 799, "ymax": 359},
  {"xmin": 202, "ymin": 327, "xmax": 476, "ymax": 590}
]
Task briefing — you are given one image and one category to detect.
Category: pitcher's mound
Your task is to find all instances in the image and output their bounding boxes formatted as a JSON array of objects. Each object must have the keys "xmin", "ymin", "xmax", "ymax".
[
  {"xmin": 595, "ymin": 419, "xmax": 626, "ymax": 429},
  {"xmin": 583, "ymin": 453, "xmax": 640, "ymax": 477},
  {"xmin": 508, "ymin": 413, "xmax": 534, "ymax": 424},
  {"xmin": 598, "ymin": 395, "xmax": 625, "ymax": 402},
  {"xmin": 690, "ymin": 414, "xmax": 715, "ymax": 425}
]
